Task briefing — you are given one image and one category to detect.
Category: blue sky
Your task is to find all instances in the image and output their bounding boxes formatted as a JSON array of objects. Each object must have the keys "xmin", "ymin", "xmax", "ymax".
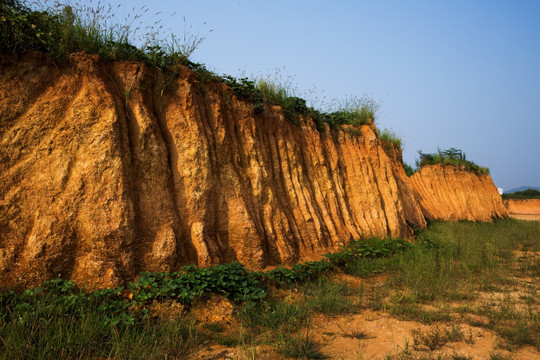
[{"xmin": 106, "ymin": 0, "xmax": 540, "ymax": 190}]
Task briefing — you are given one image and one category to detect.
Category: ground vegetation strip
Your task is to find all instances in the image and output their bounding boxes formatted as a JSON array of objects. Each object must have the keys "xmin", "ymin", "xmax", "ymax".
[{"xmin": 1, "ymin": 220, "xmax": 538, "ymax": 359}]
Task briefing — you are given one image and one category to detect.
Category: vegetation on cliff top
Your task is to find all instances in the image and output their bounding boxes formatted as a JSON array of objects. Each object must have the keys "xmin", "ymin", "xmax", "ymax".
[
  {"xmin": 0, "ymin": 0, "xmax": 378, "ymax": 132},
  {"xmin": 414, "ymin": 147, "xmax": 490, "ymax": 175}
]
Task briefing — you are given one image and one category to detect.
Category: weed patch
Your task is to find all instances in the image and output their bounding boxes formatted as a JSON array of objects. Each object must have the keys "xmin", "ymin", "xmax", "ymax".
[
  {"xmin": 416, "ymin": 147, "xmax": 489, "ymax": 174},
  {"xmin": 411, "ymin": 325, "xmax": 465, "ymax": 351},
  {"xmin": 277, "ymin": 334, "xmax": 329, "ymax": 359}
]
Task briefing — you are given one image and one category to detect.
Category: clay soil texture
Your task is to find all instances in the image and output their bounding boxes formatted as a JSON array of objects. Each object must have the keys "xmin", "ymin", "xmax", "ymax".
[{"xmin": 504, "ymin": 199, "xmax": 540, "ymax": 221}]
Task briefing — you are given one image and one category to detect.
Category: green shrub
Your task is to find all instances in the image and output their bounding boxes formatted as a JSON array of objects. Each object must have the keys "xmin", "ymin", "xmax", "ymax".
[
  {"xmin": 403, "ymin": 162, "xmax": 415, "ymax": 176},
  {"xmin": 416, "ymin": 147, "xmax": 489, "ymax": 174},
  {"xmin": 222, "ymin": 76, "xmax": 264, "ymax": 113},
  {"xmin": 309, "ymin": 96, "xmax": 378, "ymax": 130},
  {"xmin": 256, "ymin": 79, "xmax": 307, "ymax": 123}
]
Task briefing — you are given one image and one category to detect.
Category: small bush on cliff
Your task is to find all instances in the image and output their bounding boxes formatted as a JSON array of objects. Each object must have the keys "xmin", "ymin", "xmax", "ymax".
[
  {"xmin": 377, "ymin": 128, "xmax": 405, "ymax": 160},
  {"xmin": 403, "ymin": 162, "xmax": 415, "ymax": 176},
  {"xmin": 256, "ymin": 78, "xmax": 309, "ymax": 124},
  {"xmin": 416, "ymin": 147, "xmax": 489, "ymax": 174},
  {"xmin": 222, "ymin": 76, "xmax": 265, "ymax": 113},
  {"xmin": 254, "ymin": 75, "xmax": 378, "ymax": 129}
]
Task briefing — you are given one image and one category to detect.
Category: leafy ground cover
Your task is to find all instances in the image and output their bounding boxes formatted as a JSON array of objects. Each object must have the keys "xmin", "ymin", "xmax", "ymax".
[{"xmin": 1, "ymin": 219, "xmax": 538, "ymax": 359}]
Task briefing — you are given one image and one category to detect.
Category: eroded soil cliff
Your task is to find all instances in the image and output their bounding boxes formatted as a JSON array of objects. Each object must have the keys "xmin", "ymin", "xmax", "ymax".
[
  {"xmin": 410, "ymin": 165, "xmax": 507, "ymax": 222},
  {"xmin": 0, "ymin": 52, "xmax": 506, "ymax": 288},
  {"xmin": 504, "ymin": 199, "xmax": 540, "ymax": 221}
]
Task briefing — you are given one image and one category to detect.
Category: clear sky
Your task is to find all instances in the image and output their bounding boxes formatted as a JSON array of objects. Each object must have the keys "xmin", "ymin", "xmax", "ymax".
[{"xmin": 106, "ymin": 0, "xmax": 540, "ymax": 191}]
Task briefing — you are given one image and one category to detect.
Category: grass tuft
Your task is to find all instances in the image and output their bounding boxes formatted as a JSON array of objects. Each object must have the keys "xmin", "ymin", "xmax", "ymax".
[
  {"xmin": 279, "ymin": 335, "xmax": 329, "ymax": 359},
  {"xmin": 378, "ymin": 128, "xmax": 403, "ymax": 152}
]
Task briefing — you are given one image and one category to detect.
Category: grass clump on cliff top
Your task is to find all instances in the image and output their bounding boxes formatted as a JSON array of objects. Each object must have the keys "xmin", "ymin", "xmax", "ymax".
[
  {"xmin": 378, "ymin": 128, "xmax": 402, "ymax": 148},
  {"xmin": 415, "ymin": 147, "xmax": 489, "ymax": 174},
  {"xmin": 377, "ymin": 128, "xmax": 403, "ymax": 155},
  {"xmin": 252, "ymin": 75, "xmax": 378, "ymax": 129},
  {"xmin": 0, "ymin": 0, "xmax": 209, "ymax": 69}
]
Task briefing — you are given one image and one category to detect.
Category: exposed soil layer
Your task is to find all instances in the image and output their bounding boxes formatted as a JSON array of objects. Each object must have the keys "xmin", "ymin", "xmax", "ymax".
[
  {"xmin": 0, "ymin": 52, "xmax": 506, "ymax": 288},
  {"xmin": 410, "ymin": 165, "xmax": 507, "ymax": 222},
  {"xmin": 504, "ymin": 199, "xmax": 540, "ymax": 221}
]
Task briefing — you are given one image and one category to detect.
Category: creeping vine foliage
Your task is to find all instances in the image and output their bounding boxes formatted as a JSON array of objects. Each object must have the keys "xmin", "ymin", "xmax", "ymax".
[
  {"xmin": 0, "ymin": 237, "xmax": 416, "ymax": 329},
  {"xmin": 128, "ymin": 262, "xmax": 267, "ymax": 305}
]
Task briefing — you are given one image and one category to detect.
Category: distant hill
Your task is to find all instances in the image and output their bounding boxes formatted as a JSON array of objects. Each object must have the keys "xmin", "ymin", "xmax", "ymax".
[
  {"xmin": 504, "ymin": 186, "xmax": 540, "ymax": 194},
  {"xmin": 502, "ymin": 188, "xmax": 540, "ymax": 200}
]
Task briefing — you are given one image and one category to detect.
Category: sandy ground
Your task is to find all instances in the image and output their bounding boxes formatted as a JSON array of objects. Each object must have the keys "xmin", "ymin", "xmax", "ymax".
[
  {"xmin": 188, "ymin": 273, "xmax": 540, "ymax": 359},
  {"xmin": 187, "ymin": 247, "xmax": 540, "ymax": 360},
  {"xmin": 310, "ymin": 312, "xmax": 539, "ymax": 360},
  {"xmin": 189, "ymin": 309, "xmax": 540, "ymax": 360},
  {"xmin": 509, "ymin": 214, "xmax": 540, "ymax": 221}
]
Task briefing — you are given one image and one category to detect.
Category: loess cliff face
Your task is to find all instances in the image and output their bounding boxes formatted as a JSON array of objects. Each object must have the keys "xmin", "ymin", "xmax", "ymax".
[
  {"xmin": 0, "ymin": 52, "xmax": 504, "ymax": 289},
  {"xmin": 410, "ymin": 165, "xmax": 507, "ymax": 222},
  {"xmin": 504, "ymin": 199, "xmax": 540, "ymax": 221}
]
